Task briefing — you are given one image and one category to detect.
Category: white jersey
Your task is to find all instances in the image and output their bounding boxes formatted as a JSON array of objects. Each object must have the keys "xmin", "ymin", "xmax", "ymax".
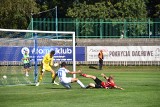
[
  {"xmin": 56, "ymin": 67, "xmax": 86, "ymax": 89},
  {"xmin": 56, "ymin": 67, "xmax": 70, "ymax": 83}
]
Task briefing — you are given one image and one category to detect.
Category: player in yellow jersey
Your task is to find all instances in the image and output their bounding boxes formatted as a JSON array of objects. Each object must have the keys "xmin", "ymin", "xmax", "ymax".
[{"xmin": 36, "ymin": 50, "xmax": 59, "ymax": 86}]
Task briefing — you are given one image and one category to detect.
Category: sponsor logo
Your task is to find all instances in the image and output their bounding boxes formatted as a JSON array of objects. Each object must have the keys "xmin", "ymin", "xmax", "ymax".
[
  {"xmin": 21, "ymin": 47, "xmax": 30, "ymax": 54},
  {"xmin": 31, "ymin": 47, "xmax": 72, "ymax": 55},
  {"xmin": 55, "ymin": 48, "xmax": 72, "ymax": 54},
  {"xmin": 155, "ymin": 48, "xmax": 160, "ymax": 59}
]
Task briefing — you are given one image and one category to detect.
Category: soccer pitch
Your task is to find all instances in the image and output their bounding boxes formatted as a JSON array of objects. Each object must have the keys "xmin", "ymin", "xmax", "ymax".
[{"xmin": 0, "ymin": 66, "xmax": 160, "ymax": 107}]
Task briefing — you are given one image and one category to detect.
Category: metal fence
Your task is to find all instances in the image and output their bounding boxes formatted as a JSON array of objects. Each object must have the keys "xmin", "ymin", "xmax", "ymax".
[{"xmin": 28, "ymin": 18, "xmax": 160, "ymax": 38}]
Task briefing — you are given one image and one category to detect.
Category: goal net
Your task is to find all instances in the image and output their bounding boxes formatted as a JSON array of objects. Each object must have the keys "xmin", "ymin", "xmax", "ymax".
[{"xmin": 0, "ymin": 28, "xmax": 76, "ymax": 86}]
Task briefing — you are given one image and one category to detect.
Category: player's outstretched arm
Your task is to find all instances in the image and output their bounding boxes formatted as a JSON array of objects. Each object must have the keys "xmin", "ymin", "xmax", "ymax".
[
  {"xmin": 101, "ymin": 73, "xmax": 108, "ymax": 80},
  {"xmin": 114, "ymin": 85, "xmax": 124, "ymax": 90},
  {"xmin": 69, "ymin": 70, "xmax": 82, "ymax": 75}
]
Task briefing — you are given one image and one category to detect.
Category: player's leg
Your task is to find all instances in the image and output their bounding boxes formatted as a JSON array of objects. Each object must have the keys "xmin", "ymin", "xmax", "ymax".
[
  {"xmin": 63, "ymin": 77, "xmax": 85, "ymax": 88},
  {"xmin": 26, "ymin": 63, "xmax": 30, "ymax": 76},
  {"xmin": 71, "ymin": 78, "xmax": 78, "ymax": 82},
  {"xmin": 36, "ymin": 63, "xmax": 44, "ymax": 86},
  {"xmin": 50, "ymin": 69, "xmax": 59, "ymax": 85},
  {"xmin": 26, "ymin": 69, "xmax": 29, "ymax": 76},
  {"xmin": 23, "ymin": 64, "xmax": 26, "ymax": 76},
  {"xmin": 80, "ymin": 74, "xmax": 96, "ymax": 80},
  {"xmin": 86, "ymin": 77, "xmax": 102, "ymax": 89},
  {"xmin": 39, "ymin": 63, "xmax": 45, "ymax": 82},
  {"xmin": 71, "ymin": 78, "xmax": 86, "ymax": 88},
  {"xmin": 86, "ymin": 83, "xmax": 96, "ymax": 88},
  {"xmin": 24, "ymin": 63, "xmax": 29, "ymax": 76},
  {"xmin": 99, "ymin": 59, "xmax": 103, "ymax": 70},
  {"xmin": 24, "ymin": 68, "xmax": 27, "ymax": 76},
  {"xmin": 38, "ymin": 70, "xmax": 44, "ymax": 82}
]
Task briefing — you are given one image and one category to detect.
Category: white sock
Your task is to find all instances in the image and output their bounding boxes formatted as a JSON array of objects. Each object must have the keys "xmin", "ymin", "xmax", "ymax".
[
  {"xmin": 77, "ymin": 80, "xmax": 86, "ymax": 88},
  {"xmin": 25, "ymin": 72, "xmax": 28, "ymax": 76}
]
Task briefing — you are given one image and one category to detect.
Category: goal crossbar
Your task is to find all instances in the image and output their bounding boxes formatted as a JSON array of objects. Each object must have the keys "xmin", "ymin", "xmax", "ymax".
[{"xmin": 0, "ymin": 28, "xmax": 74, "ymax": 34}]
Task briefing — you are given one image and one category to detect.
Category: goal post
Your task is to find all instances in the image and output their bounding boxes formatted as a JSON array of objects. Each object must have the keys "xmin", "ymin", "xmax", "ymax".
[{"xmin": 0, "ymin": 28, "xmax": 76, "ymax": 85}]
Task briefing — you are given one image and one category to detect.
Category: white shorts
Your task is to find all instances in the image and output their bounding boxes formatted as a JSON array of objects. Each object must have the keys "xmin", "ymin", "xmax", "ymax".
[
  {"xmin": 59, "ymin": 77, "xmax": 72, "ymax": 89},
  {"xmin": 60, "ymin": 77, "xmax": 72, "ymax": 83}
]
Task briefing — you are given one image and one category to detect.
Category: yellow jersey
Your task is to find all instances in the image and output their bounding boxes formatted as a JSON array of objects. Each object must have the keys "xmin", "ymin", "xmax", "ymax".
[{"xmin": 42, "ymin": 53, "xmax": 53, "ymax": 66}]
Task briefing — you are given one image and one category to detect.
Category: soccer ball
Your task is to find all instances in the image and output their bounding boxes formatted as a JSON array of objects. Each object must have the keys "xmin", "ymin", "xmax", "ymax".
[
  {"xmin": 3, "ymin": 75, "xmax": 7, "ymax": 79},
  {"xmin": 54, "ymin": 63, "xmax": 59, "ymax": 67}
]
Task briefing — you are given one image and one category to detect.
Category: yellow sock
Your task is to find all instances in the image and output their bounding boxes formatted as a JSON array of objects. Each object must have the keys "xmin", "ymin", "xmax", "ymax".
[
  {"xmin": 51, "ymin": 74, "xmax": 55, "ymax": 78},
  {"xmin": 38, "ymin": 75, "xmax": 43, "ymax": 82},
  {"xmin": 51, "ymin": 74, "xmax": 55, "ymax": 83}
]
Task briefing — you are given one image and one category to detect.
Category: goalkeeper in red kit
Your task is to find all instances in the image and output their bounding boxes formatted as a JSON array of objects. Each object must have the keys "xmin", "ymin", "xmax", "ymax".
[{"xmin": 80, "ymin": 73, "xmax": 124, "ymax": 90}]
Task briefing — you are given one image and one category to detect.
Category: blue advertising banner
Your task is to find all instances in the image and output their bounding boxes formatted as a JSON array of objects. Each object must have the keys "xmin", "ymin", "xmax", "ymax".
[{"xmin": 0, "ymin": 46, "xmax": 85, "ymax": 62}]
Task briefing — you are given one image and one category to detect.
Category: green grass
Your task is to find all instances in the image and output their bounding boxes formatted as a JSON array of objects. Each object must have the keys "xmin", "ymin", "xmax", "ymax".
[{"xmin": 0, "ymin": 65, "xmax": 160, "ymax": 107}]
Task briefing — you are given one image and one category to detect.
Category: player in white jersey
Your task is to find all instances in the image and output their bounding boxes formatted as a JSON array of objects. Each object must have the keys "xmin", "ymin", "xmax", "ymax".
[{"xmin": 56, "ymin": 62, "xmax": 86, "ymax": 89}]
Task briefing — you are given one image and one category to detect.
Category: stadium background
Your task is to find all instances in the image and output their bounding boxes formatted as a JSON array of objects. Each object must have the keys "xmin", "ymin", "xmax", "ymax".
[{"xmin": 0, "ymin": 1, "xmax": 160, "ymax": 107}]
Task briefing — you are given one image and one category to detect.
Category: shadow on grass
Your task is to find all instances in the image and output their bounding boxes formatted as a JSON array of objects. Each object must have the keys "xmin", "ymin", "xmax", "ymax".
[
  {"xmin": 26, "ymin": 84, "xmax": 36, "ymax": 86},
  {"xmin": 48, "ymin": 87, "xmax": 69, "ymax": 90},
  {"xmin": 89, "ymin": 65, "xmax": 98, "ymax": 69}
]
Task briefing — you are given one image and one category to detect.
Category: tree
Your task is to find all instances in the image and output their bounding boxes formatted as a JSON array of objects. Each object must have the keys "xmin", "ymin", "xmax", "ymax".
[
  {"xmin": 36, "ymin": 0, "xmax": 76, "ymax": 18},
  {"xmin": 0, "ymin": 0, "xmax": 39, "ymax": 29},
  {"xmin": 114, "ymin": 0, "xmax": 147, "ymax": 18},
  {"xmin": 154, "ymin": 4, "xmax": 160, "ymax": 18},
  {"xmin": 67, "ymin": 0, "xmax": 148, "ymax": 18},
  {"xmin": 66, "ymin": 2, "xmax": 115, "ymax": 36},
  {"xmin": 66, "ymin": 0, "xmax": 149, "ymax": 38},
  {"xmin": 66, "ymin": 1, "xmax": 116, "ymax": 18},
  {"xmin": 146, "ymin": 0, "xmax": 160, "ymax": 18}
]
